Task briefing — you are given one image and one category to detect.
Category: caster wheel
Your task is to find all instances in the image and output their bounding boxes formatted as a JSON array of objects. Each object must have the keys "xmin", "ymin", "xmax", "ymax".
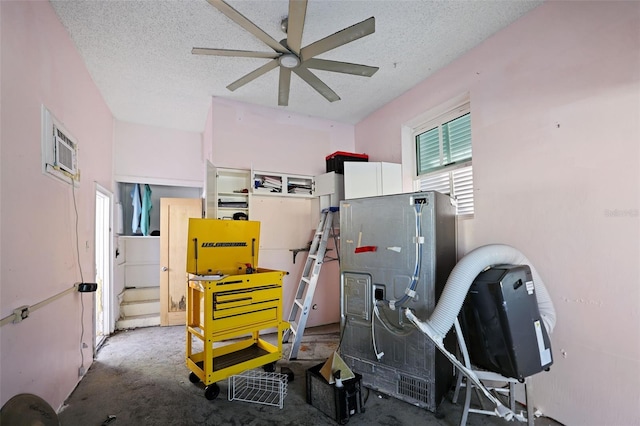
[
  {"xmin": 263, "ymin": 362, "xmax": 276, "ymax": 373},
  {"xmin": 204, "ymin": 384, "xmax": 220, "ymax": 400},
  {"xmin": 188, "ymin": 372, "xmax": 200, "ymax": 384},
  {"xmin": 281, "ymin": 366, "xmax": 294, "ymax": 382},
  {"xmin": 433, "ymin": 410, "xmax": 445, "ymax": 420}
]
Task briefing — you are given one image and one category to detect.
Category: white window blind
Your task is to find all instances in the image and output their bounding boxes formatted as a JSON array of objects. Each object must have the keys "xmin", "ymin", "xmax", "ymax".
[{"xmin": 414, "ymin": 106, "xmax": 474, "ymax": 215}]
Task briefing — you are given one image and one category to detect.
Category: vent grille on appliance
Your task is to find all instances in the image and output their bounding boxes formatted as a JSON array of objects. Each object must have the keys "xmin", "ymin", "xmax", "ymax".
[
  {"xmin": 397, "ymin": 374, "xmax": 430, "ymax": 404},
  {"xmin": 54, "ymin": 125, "xmax": 77, "ymax": 175}
]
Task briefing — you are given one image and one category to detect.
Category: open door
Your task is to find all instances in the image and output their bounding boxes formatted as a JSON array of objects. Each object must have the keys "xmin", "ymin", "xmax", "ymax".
[
  {"xmin": 94, "ymin": 184, "xmax": 112, "ymax": 348},
  {"xmin": 160, "ymin": 198, "xmax": 202, "ymax": 326}
]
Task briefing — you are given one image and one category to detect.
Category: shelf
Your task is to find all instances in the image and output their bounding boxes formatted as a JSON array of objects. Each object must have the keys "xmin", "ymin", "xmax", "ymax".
[
  {"xmin": 253, "ymin": 171, "xmax": 314, "ymax": 198},
  {"xmin": 206, "ymin": 163, "xmax": 252, "ymax": 219}
]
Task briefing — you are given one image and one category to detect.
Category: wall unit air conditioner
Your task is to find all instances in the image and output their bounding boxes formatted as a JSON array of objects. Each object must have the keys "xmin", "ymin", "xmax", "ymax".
[{"xmin": 42, "ymin": 106, "xmax": 79, "ymax": 184}]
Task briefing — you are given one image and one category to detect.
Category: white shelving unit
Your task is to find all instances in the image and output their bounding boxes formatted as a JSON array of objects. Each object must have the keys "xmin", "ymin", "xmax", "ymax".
[
  {"xmin": 206, "ymin": 163, "xmax": 251, "ymax": 219},
  {"xmin": 252, "ymin": 170, "xmax": 314, "ymax": 198}
]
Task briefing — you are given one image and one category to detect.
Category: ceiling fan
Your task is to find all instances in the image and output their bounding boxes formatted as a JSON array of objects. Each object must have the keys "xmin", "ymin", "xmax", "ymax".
[{"xmin": 192, "ymin": 0, "xmax": 379, "ymax": 106}]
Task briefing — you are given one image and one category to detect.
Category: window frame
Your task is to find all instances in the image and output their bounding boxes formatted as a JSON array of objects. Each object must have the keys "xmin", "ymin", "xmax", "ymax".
[{"xmin": 412, "ymin": 101, "xmax": 474, "ymax": 217}]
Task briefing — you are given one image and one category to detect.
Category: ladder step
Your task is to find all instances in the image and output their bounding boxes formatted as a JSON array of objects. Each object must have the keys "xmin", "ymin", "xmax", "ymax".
[{"xmin": 285, "ymin": 209, "xmax": 338, "ymax": 360}]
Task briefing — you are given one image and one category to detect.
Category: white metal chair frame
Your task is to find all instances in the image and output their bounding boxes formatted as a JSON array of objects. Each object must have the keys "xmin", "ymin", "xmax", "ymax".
[{"xmin": 452, "ymin": 318, "xmax": 535, "ymax": 426}]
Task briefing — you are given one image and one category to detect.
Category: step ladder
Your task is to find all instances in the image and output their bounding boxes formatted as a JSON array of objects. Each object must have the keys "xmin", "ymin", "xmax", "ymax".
[{"xmin": 283, "ymin": 207, "xmax": 339, "ymax": 360}]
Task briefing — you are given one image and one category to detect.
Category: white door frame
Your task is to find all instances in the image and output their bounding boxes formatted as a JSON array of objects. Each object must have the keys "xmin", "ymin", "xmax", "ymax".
[{"xmin": 95, "ymin": 184, "xmax": 113, "ymax": 350}]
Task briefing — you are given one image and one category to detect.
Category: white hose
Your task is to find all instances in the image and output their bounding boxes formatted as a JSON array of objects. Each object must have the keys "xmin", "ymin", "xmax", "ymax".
[
  {"xmin": 428, "ymin": 244, "xmax": 556, "ymax": 340},
  {"xmin": 403, "ymin": 244, "xmax": 555, "ymax": 422}
]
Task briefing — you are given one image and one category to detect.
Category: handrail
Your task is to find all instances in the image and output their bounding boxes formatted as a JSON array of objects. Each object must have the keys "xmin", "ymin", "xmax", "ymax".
[{"xmin": 0, "ymin": 284, "xmax": 77, "ymax": 327}]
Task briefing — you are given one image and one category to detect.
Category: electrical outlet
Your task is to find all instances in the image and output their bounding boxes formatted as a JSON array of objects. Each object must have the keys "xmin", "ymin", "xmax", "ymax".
[
  {"xmin": 78, "ymin": 366, "xmax": 86, "ymax": 377},
  {"xmin": 12, "ymin": 306, "xmax": 30, "ymax": 324}
]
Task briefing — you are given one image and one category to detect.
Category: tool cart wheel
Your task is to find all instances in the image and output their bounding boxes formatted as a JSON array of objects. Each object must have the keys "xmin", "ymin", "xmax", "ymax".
[
  {"xmin": 281, "ymin": 366, "xmax": 295, "ymax": 382},
  {"xmin": 263, "ymin": 362, "xmax": 276, "ymax": 373},
  {"xmin": 188, "ymin": 372, "xmax": 200, "ymax": 384},
  {"xmin": 204, "ymin": 384, "xmax": 220, "ymax": 400}
]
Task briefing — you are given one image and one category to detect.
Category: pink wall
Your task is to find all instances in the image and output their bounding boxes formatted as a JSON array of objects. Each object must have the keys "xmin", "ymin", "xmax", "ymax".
[
  {"xmin": 210, "ymin": 98, "xmax": 355, "ymax": 175},
  {"xmin": 355, "ymin": 2, "xmax": 639, "ymax": 425},
  {"xmin": 114, "ymin": 120, "xmax": 203, "ymax": 187},
  {"xmin": 0, "ymin": 1, "xmax": 113, "ymax": 410}
]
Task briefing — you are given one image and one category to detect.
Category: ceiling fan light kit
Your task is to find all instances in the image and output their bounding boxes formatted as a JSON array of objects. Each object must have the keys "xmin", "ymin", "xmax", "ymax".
[
  {"xmin": 193, "ymin": 0, "xmax": 379, "ymax": 106},
  {"xmin": 279, "ymin": 54, "xmax": 300, "ymax": 69}
]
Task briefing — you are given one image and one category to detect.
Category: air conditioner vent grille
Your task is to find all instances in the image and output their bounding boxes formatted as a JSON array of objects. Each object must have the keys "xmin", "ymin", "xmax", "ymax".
[{"xmin": 54, "ymin": 125, "xmax": 77, "ymax": 174}]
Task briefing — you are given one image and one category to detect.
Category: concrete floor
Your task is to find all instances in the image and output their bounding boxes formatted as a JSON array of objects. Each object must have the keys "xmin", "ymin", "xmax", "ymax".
[{"xmin": 58, "ymin": 325, "xmax": 562, "ymax": 426}]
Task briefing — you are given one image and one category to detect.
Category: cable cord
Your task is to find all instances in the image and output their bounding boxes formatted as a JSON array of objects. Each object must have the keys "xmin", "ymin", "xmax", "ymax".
[
  {"xmin": 71, "ymin": 181, "xmax": 86, "ymax": 372},
  {"xmin": 373, "ymin": 302, "xmax": 413, "ymax": 336},
  {"xmin": 368, "ymin": 202, "xmax": 425, "ymax": 342},
  {"xmin": 371, "ymin": 304, "xmax": 384, "ymax": 360},
  {"xmin": 383, "ymin": 203, "xmax": 424, "ymax": 309}
]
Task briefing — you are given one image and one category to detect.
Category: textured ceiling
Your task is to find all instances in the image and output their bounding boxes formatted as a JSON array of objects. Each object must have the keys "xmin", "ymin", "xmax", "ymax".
[{"xmin": 50, "ymin": 0, "xmax": 542, "ymax": 132}]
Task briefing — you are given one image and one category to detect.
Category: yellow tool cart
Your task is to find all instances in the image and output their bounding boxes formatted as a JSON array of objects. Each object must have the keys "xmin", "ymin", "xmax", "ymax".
[{"xmin": 185, "ymin": 218, "xmax": 291, "ymax": 400}]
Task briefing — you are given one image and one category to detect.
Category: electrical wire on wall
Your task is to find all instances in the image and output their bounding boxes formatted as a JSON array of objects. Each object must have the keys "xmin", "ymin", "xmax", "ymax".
[
  {"xmin": 71, "ymin": 179, "xmax": 87, "ymax": 376},
  {"xmin": 0, "ymin": 177, "xmax": 84, "ymax": 330}
]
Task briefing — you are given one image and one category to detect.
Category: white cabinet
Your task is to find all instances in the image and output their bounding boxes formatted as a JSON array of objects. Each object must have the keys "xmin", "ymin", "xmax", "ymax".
[
  {"xmin": 344, "ymin": 162, "xmax": 402, "ymax": 199},
  {"xmin": 205, "ymin": 162, "xmax": 251, "ymax": 219},
  {"xmin": 117, "ymin": 236, "xmax": 160, "ymax": 288},
  {"xmin": 314, "ymin": 171, "xmax": 344, "ymax": 210},
  {"xmin": 252, "ymin": 170, "xmax": 314, "ymax": 198}
]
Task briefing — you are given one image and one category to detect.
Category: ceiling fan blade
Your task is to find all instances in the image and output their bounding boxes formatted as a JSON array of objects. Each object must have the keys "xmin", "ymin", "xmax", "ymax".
[
  {"xmin": 192, "ymin": 48, "xmax": 279, "ymax": 59},
  {"xmin": 227, "ymin": 59, "xmax": 279, "ymax": 91},
  {"xmin": 278, "ymin": 67, "xmax": 292, "ymax": 106},
  {"xmin": 286, "ymin": 0, "xmax": 307, "ymax": 55},
  {"xmin": 293, "ymin": 67, "xmax": 340, "ymax": 102},
  {"xmin": 303, "ymin": 58, "xmax": 379, "ymax": 77},
  {"xmin": 207, "ymin": 0, "xmax": 288, "ymax": 54},
  {"xmin": 300, "ymin": 16, "xmax": 375, "ymax": 62}
]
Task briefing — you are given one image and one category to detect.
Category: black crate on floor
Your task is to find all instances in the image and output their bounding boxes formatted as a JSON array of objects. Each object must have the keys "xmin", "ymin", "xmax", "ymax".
[{"xmin": 306, "ymin": 363, "xmax": 364, "ymax": 424}]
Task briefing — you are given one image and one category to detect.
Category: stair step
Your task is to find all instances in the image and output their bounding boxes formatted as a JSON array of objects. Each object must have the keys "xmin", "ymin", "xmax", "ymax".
[
  {"xmin": 123, "ymin": 286, "xmax": 160, "ymax": 302},
  {"xmin": 116, "ymin": 313, "xmax": 160, "ymax": 330},
  {"xmin": 121, "ymin": 299, "xmax": 160, "ymax": 317}
]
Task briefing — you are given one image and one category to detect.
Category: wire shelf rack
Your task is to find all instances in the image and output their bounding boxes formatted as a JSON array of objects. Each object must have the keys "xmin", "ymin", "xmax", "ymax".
[{"xmin": 228, "ymin": 370, "xmax": 288, "ymax": 409}]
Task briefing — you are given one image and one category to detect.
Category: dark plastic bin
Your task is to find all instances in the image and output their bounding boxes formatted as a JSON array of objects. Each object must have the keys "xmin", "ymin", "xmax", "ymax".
[
  {"xmin": 326, "ymin": 151, "xmax": 368, "ymax": 174},
  {"xmin": 306, "ymin": 363, "xmax": 364, "ymax": 424}
]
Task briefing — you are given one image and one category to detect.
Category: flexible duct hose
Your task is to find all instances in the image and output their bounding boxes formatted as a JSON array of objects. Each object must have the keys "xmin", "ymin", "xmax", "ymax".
[{"xmin": 427, "ymin": 244, "xmax": 556, "ymax": 340}]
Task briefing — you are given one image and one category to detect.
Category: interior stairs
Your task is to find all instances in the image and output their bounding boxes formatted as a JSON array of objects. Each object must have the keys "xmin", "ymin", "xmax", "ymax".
[{"xmin": 116, "ymin": 286, "xmax": 161, "ymax": 329}]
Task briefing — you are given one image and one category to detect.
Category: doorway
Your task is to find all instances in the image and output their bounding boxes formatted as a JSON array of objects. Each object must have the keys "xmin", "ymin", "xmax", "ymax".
[
  {"xmin": 159, "ymin": 197, "xmax": 202, "ymax": 326},
  {"xmin": 95, "ymin": 185, "xmax": 113, "ymax": 349}
]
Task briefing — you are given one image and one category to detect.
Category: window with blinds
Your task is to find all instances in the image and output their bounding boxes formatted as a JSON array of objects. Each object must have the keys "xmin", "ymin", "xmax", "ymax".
[{"xmin": 414, "ymin": 106, "xmax": 474, "ymax": 215}]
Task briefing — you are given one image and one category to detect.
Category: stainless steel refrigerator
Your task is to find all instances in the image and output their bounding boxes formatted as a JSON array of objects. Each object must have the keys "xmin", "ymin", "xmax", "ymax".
[{"xmin": 339, "ymin": 191, "xmax": 457, "ymax": 411}]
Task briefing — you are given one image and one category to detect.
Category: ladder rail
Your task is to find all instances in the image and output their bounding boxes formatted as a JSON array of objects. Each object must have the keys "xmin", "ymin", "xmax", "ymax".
[{"xmin": 283, "ymin": 209, "xmax": 339, "ymax": 359}]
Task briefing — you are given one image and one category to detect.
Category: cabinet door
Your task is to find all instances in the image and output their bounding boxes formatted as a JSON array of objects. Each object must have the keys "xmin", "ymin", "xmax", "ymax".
[
  {"xmin": 314, "ymin": 172, "xmax": 344, "ymax": 210},
  {"xmin": 380, "ymin": 162, "xmax": 403, "ymax": 195},
  {"xmin": 160, "ymin": 198, "xmax": 202, "ymax": 326},
  {"xmin": 204, "ymin": 161, "xmax": 217, "ymax": 218},
  {"xmin": 344, "ymin": 162, "xmax": 402, "ymax": 199},
  {"xmin": 344, "ymin": 162, "xmax": 382, "ymax": 199}
]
